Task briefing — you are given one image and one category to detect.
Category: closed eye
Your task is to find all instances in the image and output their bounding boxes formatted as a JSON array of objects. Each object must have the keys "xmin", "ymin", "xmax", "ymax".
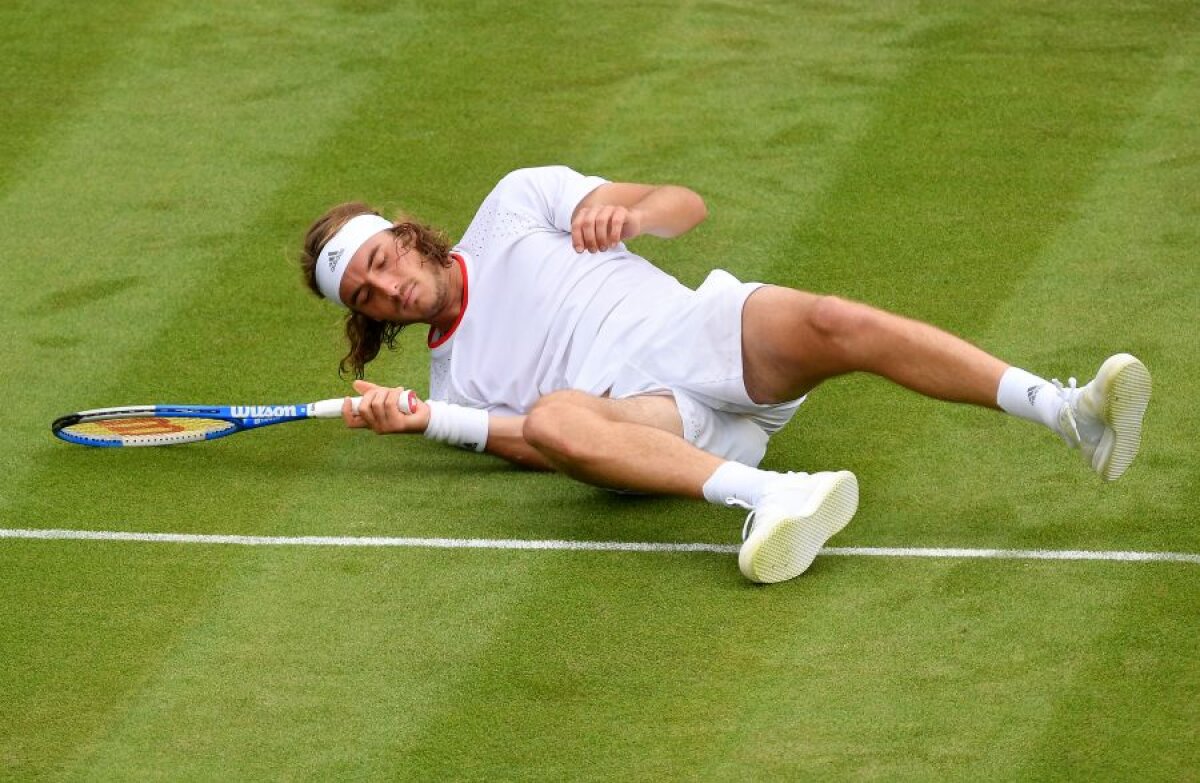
[{"xmin": 352, "ymin": 248, "xmax": 381, "ymax": 307}]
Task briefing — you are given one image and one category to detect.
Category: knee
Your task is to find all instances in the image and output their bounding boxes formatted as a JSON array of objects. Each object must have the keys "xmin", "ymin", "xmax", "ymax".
[
  {"xmin": 523, "ymin": 390, "xmax": 595, "ymax": 460},
  {"xmin": 806, "ymin": 295, "xmax": 877, "ymax": 345}
]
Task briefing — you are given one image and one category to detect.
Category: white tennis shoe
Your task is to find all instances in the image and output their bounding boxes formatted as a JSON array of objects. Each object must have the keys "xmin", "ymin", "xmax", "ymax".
[
  {"xmin": 1054, "ymin": 353, "xmax": 1151, "ymax": 481},
  {"xmin": 736, "ymin": 470, "xmax": 859, "ymax": 584}
]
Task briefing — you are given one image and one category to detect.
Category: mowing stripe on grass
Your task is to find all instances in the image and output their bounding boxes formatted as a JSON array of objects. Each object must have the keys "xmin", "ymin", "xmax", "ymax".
[{"xmin": 2, "ymin": 528, "xmax": 1196, "ymax": 565}]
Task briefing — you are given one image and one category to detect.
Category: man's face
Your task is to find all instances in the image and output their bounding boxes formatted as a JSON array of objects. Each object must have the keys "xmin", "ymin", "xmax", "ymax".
[{"xmin": 338, "ymin": 230, "xmax": 449, "ymax": 324}]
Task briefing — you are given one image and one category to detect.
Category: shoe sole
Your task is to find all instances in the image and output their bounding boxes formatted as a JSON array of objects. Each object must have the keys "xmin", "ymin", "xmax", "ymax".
[
  {"xmin": 1092, "ymin": 354, "xmax": 1151, "ymax": 481},
  {"xmin": 738, "ymin": 471, "xmax": 859, "ymax": 584}
]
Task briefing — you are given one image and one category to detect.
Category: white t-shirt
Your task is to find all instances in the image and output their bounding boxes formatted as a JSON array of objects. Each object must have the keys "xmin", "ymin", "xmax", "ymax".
[{"xmin": 428, "ymin": 166, "xmax": 695, "ymax": 415}]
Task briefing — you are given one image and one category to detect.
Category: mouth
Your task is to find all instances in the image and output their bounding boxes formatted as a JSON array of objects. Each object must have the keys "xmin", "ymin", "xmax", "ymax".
[{"xmin": 402, "ymin": 282, "xmax": 416, "ymax": 311}]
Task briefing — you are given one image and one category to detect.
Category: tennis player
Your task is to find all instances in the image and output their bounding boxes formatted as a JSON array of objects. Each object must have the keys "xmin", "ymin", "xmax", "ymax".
[{"xmin": 299, "ymin": 166, "xmax": 1151, "ymax": 583}]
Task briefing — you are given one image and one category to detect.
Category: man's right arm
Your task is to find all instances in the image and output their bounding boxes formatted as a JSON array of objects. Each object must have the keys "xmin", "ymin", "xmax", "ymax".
[{"xmin": 343, "ymin": 380, "xmax": 553, "ymax": 471}]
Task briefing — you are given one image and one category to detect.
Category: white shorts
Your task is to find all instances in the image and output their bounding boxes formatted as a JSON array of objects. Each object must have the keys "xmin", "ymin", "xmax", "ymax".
[{"xmin": 609, "ymin": 269, "xmax": 805, "ymax": 467}]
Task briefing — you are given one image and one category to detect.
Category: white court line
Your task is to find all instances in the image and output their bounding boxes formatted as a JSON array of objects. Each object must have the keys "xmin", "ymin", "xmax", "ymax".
[{"xmin": 1, "ymin": 528, "xmax": 1198, "ymax": 565}]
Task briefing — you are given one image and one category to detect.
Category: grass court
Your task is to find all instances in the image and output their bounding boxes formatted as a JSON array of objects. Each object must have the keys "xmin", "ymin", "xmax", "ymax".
[{"xmin": 2, "ymin": 1, "xmax": 1198, "ymax": 778}]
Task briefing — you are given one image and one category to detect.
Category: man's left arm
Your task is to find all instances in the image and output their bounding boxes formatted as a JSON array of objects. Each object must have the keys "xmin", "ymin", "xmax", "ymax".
[{"xmin": 570, "ymin": 182, "xmax": 708, "ymax": 254}]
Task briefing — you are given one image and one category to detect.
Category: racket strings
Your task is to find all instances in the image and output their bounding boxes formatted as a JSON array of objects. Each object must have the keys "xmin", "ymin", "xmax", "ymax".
[{"xmin": 62, "ymin": 417, "xmax": 237, "ymax": 446}]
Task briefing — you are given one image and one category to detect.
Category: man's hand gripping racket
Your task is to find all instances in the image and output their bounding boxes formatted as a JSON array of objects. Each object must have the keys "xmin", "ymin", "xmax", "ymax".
[
  {"xmin": 52, "ymin": 382, "xmax": 423, "ymax": 447},
  {"xmin": 341, "ymin": 380, "xmax": 430, "ymax": 435}
]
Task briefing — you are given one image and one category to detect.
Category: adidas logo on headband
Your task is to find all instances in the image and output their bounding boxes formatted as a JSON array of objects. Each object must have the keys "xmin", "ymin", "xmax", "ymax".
[{"xmin": 314, "ymin": 214, "xmax": 393, "ymax": 307}]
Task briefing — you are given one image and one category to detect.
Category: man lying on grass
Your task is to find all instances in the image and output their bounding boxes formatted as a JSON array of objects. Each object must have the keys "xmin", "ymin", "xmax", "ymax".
[{"xmin": 299, "ymin": 166, "xmax": 1151, "ymax": 584}]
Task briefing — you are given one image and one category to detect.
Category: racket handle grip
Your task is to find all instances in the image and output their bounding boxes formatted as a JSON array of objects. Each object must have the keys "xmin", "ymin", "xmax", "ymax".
[{"xmin": 309, "ymin": 390, "xmax": 419, "ymax": 418}]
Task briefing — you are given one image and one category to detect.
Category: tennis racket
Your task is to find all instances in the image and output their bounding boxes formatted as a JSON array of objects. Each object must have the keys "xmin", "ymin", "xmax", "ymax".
[{"xmin": 52, "ymin": 391, "xmax": 419, "ymax": 447}]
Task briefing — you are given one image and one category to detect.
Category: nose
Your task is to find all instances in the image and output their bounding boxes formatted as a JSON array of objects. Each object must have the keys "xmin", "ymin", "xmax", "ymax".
[{"xmin": 368, "ymin": 265, "xmax": 403, "ymax": 299}]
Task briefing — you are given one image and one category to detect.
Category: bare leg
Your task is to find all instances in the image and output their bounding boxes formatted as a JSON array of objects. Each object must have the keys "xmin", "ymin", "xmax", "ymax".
[
  {"xmin": 523, "ymin": 389, "xmax": 864, "ymax": 584},
  {"xmin": 741, "ymin": 287, "xmax": 1008, "ymax": 406},
  {"xmin": 520, "ymin": 290, "xmax": 1012, "ymax": 502},
  {"xmin": 522, "ymin": 390, "xmax": 722, "ymax": 497}
]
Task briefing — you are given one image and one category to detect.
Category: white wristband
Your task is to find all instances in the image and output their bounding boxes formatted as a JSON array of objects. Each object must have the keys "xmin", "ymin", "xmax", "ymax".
[{"xmin": 423, "ymin": 400, "xmax": 489, "ymax": 452}]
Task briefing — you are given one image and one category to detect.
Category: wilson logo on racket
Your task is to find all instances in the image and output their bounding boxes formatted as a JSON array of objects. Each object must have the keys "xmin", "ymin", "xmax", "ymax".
[{"xmin": 229, "ymin": 405, "xmax": 298, "ymax": 418}]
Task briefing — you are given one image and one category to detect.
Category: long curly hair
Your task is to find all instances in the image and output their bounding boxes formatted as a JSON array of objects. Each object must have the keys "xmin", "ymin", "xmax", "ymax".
[{"xmin": 300, "ymin": 202, "xmax": 453, "ymax": 378}]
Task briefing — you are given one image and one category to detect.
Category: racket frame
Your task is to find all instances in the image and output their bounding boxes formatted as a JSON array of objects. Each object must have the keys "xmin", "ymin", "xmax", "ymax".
[
  {"xmin": 51, "ymin": 403, "xmax": 321, "ymax": 447},
  {"xmin": 51, "ymin": 392, "xmax": 417, "ymax": 447}
]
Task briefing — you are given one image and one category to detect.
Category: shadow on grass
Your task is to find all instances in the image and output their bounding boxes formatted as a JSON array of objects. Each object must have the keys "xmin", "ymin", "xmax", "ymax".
[{"xmin": 24, "ymin": 275, "xmax": 144, "ymax": 316}]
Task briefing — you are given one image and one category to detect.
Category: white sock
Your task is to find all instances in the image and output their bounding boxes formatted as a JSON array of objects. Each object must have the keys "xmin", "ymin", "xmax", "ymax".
[
  {"xmin": 996, "ymin": 366, "xmax": 1064, "ymax": 433},
  {"xmin": 701, "ymin": 461, "xmax": 777, "ymax": 508}
]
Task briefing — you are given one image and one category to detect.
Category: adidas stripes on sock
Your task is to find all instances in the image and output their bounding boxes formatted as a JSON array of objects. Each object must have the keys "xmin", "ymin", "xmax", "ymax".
[{"xmin": 996, "ymin": 366, "xmax": 1063, "ymax": 433}]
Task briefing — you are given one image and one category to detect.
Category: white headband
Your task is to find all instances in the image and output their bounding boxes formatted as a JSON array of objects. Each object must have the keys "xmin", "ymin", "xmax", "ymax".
[{"xmin": 315, "ymin": 214, "xmax": 394, "ymax": 306}]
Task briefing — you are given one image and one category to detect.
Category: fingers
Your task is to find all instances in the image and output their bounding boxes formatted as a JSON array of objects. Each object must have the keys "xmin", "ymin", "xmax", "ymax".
[
  {"xmin": 341, "ymin": 396, "xmax": 366, "ymax": 428},
  {"xmin": 572, "ymin": 205, "xmax": 630, "ymax": 253},
  {"xmin": 344, "ymin": 379, "xmax": 378, "ymax": 428},
  {"xmin": 347, "ymin": 381, "xmax": 418, "ymax": 434},
  {"xmin": 604, "ymin": 208, "xmax": 626, "ymax": 249},
  {"xmin": 358, "ymin": 386, "xmax": 392, "ymax": 431}
]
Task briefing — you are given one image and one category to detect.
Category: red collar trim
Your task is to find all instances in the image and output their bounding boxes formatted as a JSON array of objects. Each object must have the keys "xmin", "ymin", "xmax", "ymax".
[{"xmin": 427, "ymin": 252, "xmax": 467, "ymax": 349}]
